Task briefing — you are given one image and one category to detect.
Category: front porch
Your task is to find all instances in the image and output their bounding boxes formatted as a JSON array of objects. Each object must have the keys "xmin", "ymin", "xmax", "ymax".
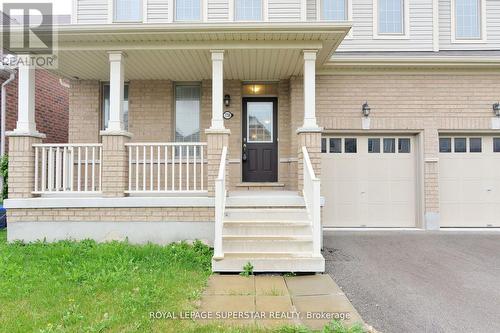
[{"xmin": 4, "ymin": 23, "xmax": 351, "ymax": 272}]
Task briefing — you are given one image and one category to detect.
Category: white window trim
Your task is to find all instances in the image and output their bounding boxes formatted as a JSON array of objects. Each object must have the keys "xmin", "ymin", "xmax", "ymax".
[
  {"xmin": 111, "ymin": 0, "xmax": 144, "ymax": 23},
  {"xmin": 174, "ymin": 82, "xmax": 202, "ymax": 143},
  {"xmin": 233, "ymin": 0, "xmax": 266, "ymax": 22},
  {"xmin": 451, "ymin": 0, "xmax": 487, "ymax": 44},
  {"xmin": 317, "ymin": 0, "xmax": 353, "ymax": 38},
  {"xmin": 372, "ymin": 0, "xmax": 410, "ymax": 40},
  {"xmin": 174, "ymin": 0, "xmax": 205, "ymax": 22}
]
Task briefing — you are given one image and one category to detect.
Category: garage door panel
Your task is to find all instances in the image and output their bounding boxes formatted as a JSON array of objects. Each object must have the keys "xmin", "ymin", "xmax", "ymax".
[
  {"xmin": 322, "ymin": 135, "xmax": 417, "ymax": 228},
  {"xmin": 439, "ymin": 135, "xmax": 500, "ymax": 227}
]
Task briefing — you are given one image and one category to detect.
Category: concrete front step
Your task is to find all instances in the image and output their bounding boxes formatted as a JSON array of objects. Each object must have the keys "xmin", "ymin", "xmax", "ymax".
[
  {"xmin": 226, "ymin": 195, "xmax": 305, "ymax": 208},
  {"xmin": 224, "ymin": 208, "xmax": 309, "ymax": 221},
  {"xmin": 223, "ymin": 223, "xmax": 311, "ymax": 236},
  {"xmin": 212, "ymin": 254, "xmax": 325, "ymax": 272},
  {"xmin": 222, "ymin": 238, "xmax": 313, "ymax": 252}
]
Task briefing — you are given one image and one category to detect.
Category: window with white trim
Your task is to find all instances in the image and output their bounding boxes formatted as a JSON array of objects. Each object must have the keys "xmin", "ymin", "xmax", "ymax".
[
  {"xmin": 322, "ymin": 0, "xmax": 347, "ymax": 20},
  {"xmin": 114, "ymin": 0, "xmax": 142, "ymax": 22},
  {"xmin": 235, "ymin": 0, "xmax": 262, "ymax": 21},
  {"xmin": 176, "ymin": 0, "xmax": 201, "ymax": 21},
  {"xmin": 454, "ymin": 0, "xmax": 481, "ymax": 39},
  {"xmin": 378, "ymin": 0, "xmax": 404, "ymax": 34},
  {"xmin": 175, "ymin": 85, "xmax": 201, "ymax": 142}
]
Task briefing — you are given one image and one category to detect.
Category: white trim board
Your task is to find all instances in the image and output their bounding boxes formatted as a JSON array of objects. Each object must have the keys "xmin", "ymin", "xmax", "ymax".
[{"xmin": 4, "ymin": 197, "xmax": 215, "ymax": 209}]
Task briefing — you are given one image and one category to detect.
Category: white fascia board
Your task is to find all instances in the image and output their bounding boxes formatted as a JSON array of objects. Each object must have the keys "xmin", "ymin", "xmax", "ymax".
[
  {"xmin": 324, "ymin": 56, "xmax": 500, "ymax": 67},
  {"xmin": 4, "ymin": 197, "xmax": 215, "ymax": 209}
]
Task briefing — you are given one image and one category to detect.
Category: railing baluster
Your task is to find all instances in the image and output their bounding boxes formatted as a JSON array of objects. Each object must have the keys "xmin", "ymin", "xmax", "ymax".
[
  {"xmin": 55, "ymin": 147, "xmax": 60, "ymax": 191},
  {"xmin": 186, "ymin": 146, "xmax": 189, "ymax": 191},
  {"xmin": 135, "ymin": 146, "xmax": 139, "ymax": 191},
  {"xmin": 92, "ymin": 146, "xmax": 96, "ymax": 191},
  {"xmin": 157, "ymin": 146, "xmax": 161, "ymax": 191},
  {"xmin": 48, "ymin": 147, "xmax": 54, "ymax": 191},
  {"xmin": 62, "ymin": 147, "xmax": 67, "ymax": 190},
  {"xmin": 84, "ymin": 147, "xmax": 88, "ymax": 192},
  {"xmin": 98, "ymin": 146, "xmax": 102, "ymax": 191},
  {"xmin": 70, "ymin": 147, "xmax": 74, "ymax": 191},
  {"xmin": 201, "ymin": 145, "xmax": 204, "ymax": 190},
  {"xmin": 150, "ymin": 145, "xmax": 154, "ymax": 191},
  {"xmin": 128, "ymin": 145, "xmax": 131, "ymax": 192},
  {"xmin": 171, "ymin": 146, "xmax": 175, "ymax": 191},
  {"xmin": 34, "ymin": 147, "xmax": 39, "ymax": 192},
  {"xmin": 143, "ymin": 146, "xmax": 146, "ymax": 191},
  {"xmin": 164, "ymin": 146, "xmax": 168, "ymax": 191},
  {"xmin": 77, "ymin": 147, "xmax": 81, "ymax": 192},
  {"xmin": 179, "ymin": 145, "xmax": 182, "ymax": 191},
  {"xmin": 41, "ymin": 147, "xmax": 46, "ymax": 192},
  {"xmin": 194, "ymin": 146, "xmax": 197, "ymax": 191}
]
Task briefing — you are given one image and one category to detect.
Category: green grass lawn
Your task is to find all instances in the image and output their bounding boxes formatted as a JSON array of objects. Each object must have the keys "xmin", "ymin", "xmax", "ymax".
[{"xmin": 0, "ymin": 229, "xmax": 364, "ymax": 333}]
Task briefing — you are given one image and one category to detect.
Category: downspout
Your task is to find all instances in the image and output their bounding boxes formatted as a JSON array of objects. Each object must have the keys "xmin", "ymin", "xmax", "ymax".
[{"xmin": 0, "ymin": 69, "xmax": 17, "ymax": 192}]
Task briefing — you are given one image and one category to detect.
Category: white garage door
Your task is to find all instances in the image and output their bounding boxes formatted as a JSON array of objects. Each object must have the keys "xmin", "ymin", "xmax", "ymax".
[
  {"xmin": 321, "ymin": 136, "xmax": 417, "ymax": 227},
  {"xmin": 439, "ymin": 136, "xmax": 500, "ymax": 227}
]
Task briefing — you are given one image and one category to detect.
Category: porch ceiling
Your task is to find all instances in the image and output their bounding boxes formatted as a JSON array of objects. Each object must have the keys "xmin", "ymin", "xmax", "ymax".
[{"xmin": 52, "ymin": 22, "xmax": 351, "ymax": 81}]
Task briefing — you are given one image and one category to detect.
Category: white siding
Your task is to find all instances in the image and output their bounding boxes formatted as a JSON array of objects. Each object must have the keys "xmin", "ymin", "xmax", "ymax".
[
  {"xmin": 76, "ymin": 0, "xmax": 109, "ymax": 24},
  {"xmin": 439, "ymin": 0, "xmax": 500, "ymax": 50},
  {"xmin": 307, "ymin": 0, "xmax": 317, "ymax": 20},
  {"xmin": 268, "ymin": 0, "xmax": 302, "ymax": 21},
  {"xmin": 147, "ymin": 0, "xmax": 170, "ymax": 22},
  {"xmin": 208, "ymin": 0, "xmax": 230, "ymax": 21},
  {"xmin": 337, "ymin": 0, "xmax": 434, "ymax": 52}
]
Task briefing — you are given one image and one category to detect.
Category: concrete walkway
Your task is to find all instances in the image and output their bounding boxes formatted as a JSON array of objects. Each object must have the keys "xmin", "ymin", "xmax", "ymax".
[{"xmin": 197, "ymin": 274, "xmax": 364, "ymax": 330}]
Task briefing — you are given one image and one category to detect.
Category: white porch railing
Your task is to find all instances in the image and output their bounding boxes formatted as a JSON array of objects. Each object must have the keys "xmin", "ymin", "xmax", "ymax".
[
  {"xmin": 125, "ymin": 142, "xmax": 207, "ymax": 195},
  {"xmin": 302, "ymin": 146, "xmax": 321, "ymax": 257},
  {"xmin": 33, "ymin": 144, "xmax": 103, "ymax": 194},
  {"xmin": 214, "ymin": 146, "xmax": 228, "ymax": 259}
]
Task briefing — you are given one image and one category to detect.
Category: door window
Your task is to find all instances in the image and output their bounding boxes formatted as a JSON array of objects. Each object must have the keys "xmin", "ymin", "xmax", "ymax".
[{"xmin": 247, "ymin": 102, "xmax": 273, "ymax": 143}]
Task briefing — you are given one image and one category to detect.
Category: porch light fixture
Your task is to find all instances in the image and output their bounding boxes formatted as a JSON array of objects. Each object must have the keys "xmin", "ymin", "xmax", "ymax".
[
  {"xmin": 493, "ymin": 102, "xmax": 500, "ymax": 117},
  {"xmin": 224, "ymin": 94, "xmax": 231, "ymax": 107},
  {"xmin": 362, "ymin": 102, "xmax": 371, "ymax": 117}
]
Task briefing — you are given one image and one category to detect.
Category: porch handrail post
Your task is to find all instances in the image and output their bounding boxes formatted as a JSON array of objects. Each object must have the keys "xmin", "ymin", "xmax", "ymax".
[
  {"xmin": 214, "ymin": 146, "xmax": 228, "ymax": 259},
  {"xmin": 302, "ymin": 146, "xmax": 321, "ymax": 257}
]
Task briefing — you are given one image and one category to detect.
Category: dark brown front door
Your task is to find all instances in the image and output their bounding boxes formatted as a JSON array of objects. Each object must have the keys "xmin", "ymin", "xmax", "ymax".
[{"xmin": 242, "ymin": 97, "xmax": 278, "ymax": 182}]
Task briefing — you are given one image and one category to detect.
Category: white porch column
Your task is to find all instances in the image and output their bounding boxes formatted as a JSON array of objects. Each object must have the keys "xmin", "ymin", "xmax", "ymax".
[
  {"xmin": 302, "ymin": 50, "xmax": 319, "ymax": 130},
  {"xmin": 13, "ymin": 60, "xmax": 38, "ymax": 135},
  {"xmin": 106, "ymin": 51, "xmax": 126, "ymax": 132},
  {"xmin": 210, "ymin": 50, "xmax": 225, "ymax": 130}
]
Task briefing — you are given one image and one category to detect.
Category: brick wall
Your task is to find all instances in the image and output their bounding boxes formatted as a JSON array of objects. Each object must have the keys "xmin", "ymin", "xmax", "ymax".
[
  {"xmin": 2, "ymin": 69, "xmax": 69, "ymax": 150},
  {"xmin": 8, "ymin": 207, "xmax": 215, "ymax": 222},
  {"xmin": 69, "ymin": 80, "xmax": 100, "ymax": 143}
]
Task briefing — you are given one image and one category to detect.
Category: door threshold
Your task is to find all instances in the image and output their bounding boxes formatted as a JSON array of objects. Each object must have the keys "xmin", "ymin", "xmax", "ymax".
[{"xmin": 236, "ymin": 182, "xmax": 285, "ymax": 188}]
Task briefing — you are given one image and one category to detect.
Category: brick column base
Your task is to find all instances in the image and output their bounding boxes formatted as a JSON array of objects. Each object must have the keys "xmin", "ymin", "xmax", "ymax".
[
  {"xmin": 7, "ymin": 135, "xmax": 44, "ymax": 198},
  {"xmin": 206, "ymin": 129, "xmax": 230, "ymax": 197},
  {"xmin": 297, "ymin": 130, "xmax": 322, "ymax": 192},
  {"xmin": 101, "ymin": 132, "xmax": 131, "ymax": 197}
]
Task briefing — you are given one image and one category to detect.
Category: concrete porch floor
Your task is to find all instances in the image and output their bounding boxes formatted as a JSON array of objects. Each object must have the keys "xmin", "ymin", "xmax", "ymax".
[{"xmin": 196, "ymin": 274, "xmax": 365, "ymax": 330}]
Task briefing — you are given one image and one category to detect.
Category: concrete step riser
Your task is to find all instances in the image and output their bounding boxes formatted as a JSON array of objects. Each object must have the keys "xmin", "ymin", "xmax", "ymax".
[
  {"xmin": 223, "ymin": 225, "xmax": 311, "ymax": 236},
  {"xmin": 223, "ymin": 240, "xmax": 313, "ymax": 253},
  {"xmin": 212, "ymin": 258, "xmax": 325, "ymax": 272},
  {"xmin": 225, "ymin": 210, "xmax": 309, "ymax": 221}
]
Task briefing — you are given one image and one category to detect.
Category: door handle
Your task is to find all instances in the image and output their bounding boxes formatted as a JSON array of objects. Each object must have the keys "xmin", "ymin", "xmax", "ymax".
[{"xmin": 242, "ymin": 143, "xmax": 247, "ymax": 162}]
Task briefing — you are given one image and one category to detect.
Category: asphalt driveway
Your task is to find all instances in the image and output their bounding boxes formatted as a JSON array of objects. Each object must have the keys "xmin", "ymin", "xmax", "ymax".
[{"xmin": 323, "ymin": 231, "xmax": 500, "ymax": 333}]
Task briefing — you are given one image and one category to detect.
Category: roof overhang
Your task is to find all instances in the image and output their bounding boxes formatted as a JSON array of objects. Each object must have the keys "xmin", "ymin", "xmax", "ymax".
[{"xmin": 45, "ymin": 22, "xmax": 351, "ymax": 81}]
